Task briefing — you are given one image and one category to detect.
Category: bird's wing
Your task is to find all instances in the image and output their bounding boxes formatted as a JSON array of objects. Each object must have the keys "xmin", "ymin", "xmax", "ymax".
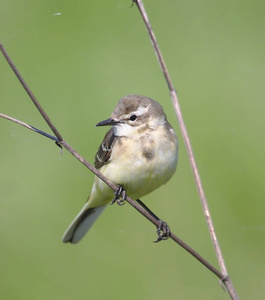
[{"xmin": 94, "ymin": 128, "xmax": 117, "ymax": 169}]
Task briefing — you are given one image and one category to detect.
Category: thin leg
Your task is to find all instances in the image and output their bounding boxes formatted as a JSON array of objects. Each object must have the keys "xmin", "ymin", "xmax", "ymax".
[
  {"xmin": 137, "ymin": 199, "xmax": 170, "ymax": 243},
  {"xmin": 136, "ymin": 199, "xmax": 161, "ymax": 220}
]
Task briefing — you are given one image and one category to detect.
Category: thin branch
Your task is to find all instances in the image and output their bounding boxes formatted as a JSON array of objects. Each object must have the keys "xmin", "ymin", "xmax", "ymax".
[
  {"xmin": 0, "ymin": 39, "xmax": 226, "ymax": 281},
  {"xmin": 0, "ymin": 43, "xmax": 63, "ymax": 142},
  {"xmin": 134, "ymin": 1, "xmax": 239, "ymax": 299},
  {"xmin": 0, "ymin": 113, "xmax": 58, "ymax": 142},
  {"xmin": 0, "ymin": 111, "xmax": 224, "ymax": 280}
]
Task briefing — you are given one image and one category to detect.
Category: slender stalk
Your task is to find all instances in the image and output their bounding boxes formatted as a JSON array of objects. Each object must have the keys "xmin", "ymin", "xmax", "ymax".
[
  {"xmin": 0, "ymin": 113, "xmax": 58, "ymax": 142},
  {"xmin": 0, "ymin": 43, "xmax": 63, "ymax": 142},
  {"xmin": 134, "ymin": 1, "xmax": 239, "ymax": 299},
  {"xmin": 0, "ymin": 111, "xmax": 224, "ymax": 280},
  {"xmin": 0, "ymin": 38, "xmax": 226, "ymax": 282}
]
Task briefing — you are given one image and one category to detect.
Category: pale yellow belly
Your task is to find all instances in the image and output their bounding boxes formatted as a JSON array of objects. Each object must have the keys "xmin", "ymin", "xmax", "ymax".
[{"xmin": 92, "ymin": 130, "xmax": 178, "ymax": 204}]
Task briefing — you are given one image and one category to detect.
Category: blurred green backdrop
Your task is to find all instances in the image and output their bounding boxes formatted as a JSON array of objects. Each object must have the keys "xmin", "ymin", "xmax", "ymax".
[{"xmin": 1, "ymin": 1, "xmax": 264, "ymax": 299}]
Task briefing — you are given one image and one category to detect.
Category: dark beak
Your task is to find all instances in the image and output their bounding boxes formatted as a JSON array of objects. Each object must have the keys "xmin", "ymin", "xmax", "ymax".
[{"xmin": 96, "ymin": 118, "xmax": 120, "ymax": 127}]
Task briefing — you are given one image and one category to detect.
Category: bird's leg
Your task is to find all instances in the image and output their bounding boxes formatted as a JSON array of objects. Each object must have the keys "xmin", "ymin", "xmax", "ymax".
[
  {"xmin": 155, "ymin": 220, "xmax": 170, "ymax": 243},
  {"xmin": 136, "ymin": 199, "xmax": 170, "ymax": 243},
  {"xmin": 111, "ymin": 185, "xmax": 126, "ymax": 206}
]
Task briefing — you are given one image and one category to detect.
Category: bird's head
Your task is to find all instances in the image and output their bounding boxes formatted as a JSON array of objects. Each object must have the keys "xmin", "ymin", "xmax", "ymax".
[{"xmin": 96, "ymin": 95, "xmax": 167, "ymax": 136}]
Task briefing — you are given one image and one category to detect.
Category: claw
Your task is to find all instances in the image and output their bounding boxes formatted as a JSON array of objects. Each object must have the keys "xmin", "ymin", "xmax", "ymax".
[
  {"xmin": 111, "ymin": 185, "xmax": 126, "ymax": 206},
  {"xmin": 154, "ymin": 220, "xmax": 170, "ymax": 243}
]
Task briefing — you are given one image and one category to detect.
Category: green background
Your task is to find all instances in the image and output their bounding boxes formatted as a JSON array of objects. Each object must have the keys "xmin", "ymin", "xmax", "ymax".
[{"xmin": 1, "ymin": 1, "xmax": 264, "ymax": 299}]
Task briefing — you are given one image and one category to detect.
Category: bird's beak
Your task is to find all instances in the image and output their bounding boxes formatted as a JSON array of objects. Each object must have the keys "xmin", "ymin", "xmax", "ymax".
[{"xmin": 96, "ymin": 118, "xmax": 120, "ymax": 127}]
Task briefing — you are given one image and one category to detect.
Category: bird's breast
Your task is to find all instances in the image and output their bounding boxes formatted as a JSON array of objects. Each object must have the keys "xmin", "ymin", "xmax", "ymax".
[{"xmin": 96, "ymin": 126, "xmax": 178, "ymax": 200}]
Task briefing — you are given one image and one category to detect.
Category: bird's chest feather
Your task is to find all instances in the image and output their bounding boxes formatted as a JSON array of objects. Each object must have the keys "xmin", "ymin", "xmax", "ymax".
[{"xmin": 98, "ymin": 129, "xmax": 178, "ymax": 199}]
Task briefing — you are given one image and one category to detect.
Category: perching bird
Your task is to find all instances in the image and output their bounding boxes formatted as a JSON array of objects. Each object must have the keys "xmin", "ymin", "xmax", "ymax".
[{"xmin": 62, "ymin": 95, "xmax": 178, "ymax": 244}]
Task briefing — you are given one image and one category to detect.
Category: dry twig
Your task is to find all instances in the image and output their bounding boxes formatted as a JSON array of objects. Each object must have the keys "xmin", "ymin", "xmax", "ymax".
[
  {"xmin": 0, "ymin": 41, "xmax": 223, "ymax": 280},
  {"xmin": 133, "ymin": 0, "xmax": 239, "ymax": 299}
]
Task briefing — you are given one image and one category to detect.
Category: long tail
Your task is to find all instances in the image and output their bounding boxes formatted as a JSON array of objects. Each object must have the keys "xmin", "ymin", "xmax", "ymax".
[{"xmin": 62, "ymin": 203, "xmax": 107, "ymax": 244}]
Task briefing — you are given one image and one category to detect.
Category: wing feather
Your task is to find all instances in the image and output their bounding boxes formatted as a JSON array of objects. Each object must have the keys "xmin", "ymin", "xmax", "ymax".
[{"xmin": 94, "ymin": 128, "xmax": 116, "ymax": 169}]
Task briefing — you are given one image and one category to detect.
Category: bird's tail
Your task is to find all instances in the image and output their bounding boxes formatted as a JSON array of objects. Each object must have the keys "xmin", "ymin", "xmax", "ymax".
[{"xmin": 62, "ymin": 203, "xmax": 107, "ymax": 244}]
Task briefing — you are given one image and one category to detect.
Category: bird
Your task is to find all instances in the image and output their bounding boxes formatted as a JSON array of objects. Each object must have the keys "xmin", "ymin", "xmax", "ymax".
[{"xmin": 62, "ymin": 95, "xmax": 178, "ymax": 244}]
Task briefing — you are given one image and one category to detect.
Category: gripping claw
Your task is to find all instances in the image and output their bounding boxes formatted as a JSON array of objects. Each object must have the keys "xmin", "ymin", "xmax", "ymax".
[
  {"xmin": 111, "ymin": 185, "xmax": 126, "ymax": 206},
  {"xmin": 154, "ymin": 220, "xmax": 170, "ymax": 243}
]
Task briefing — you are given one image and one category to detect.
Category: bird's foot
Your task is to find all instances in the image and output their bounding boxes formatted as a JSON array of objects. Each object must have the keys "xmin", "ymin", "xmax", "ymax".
[
  {"xmin": 111, "ymin": 185, "xmax": 126, "ymax": 206},
  {"xmin": 154, "ymin": 220, "xmax": 170, "ymax": 243}
]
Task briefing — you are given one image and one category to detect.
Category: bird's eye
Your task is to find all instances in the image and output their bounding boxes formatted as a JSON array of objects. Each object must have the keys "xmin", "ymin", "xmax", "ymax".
[{"xmin": 129, "ymin": 115, "xmax": 137, "ymax": 121}]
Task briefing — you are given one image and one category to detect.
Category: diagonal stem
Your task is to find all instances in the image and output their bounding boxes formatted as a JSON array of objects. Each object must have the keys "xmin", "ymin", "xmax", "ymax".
[
  {"xmin": 0, "ymin": 110, "xmax": 225, "ymax": 283},
  {"xmin": 0, "ymin": 113, "xmax": 59, "ymax": 142},
  {"xmin": 134, "ymin": 1, "xmax": 239, "ymax": 299},
  {"xmin": 0, "ymin": 42, "xmax": 63, "ymax": 142}
]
